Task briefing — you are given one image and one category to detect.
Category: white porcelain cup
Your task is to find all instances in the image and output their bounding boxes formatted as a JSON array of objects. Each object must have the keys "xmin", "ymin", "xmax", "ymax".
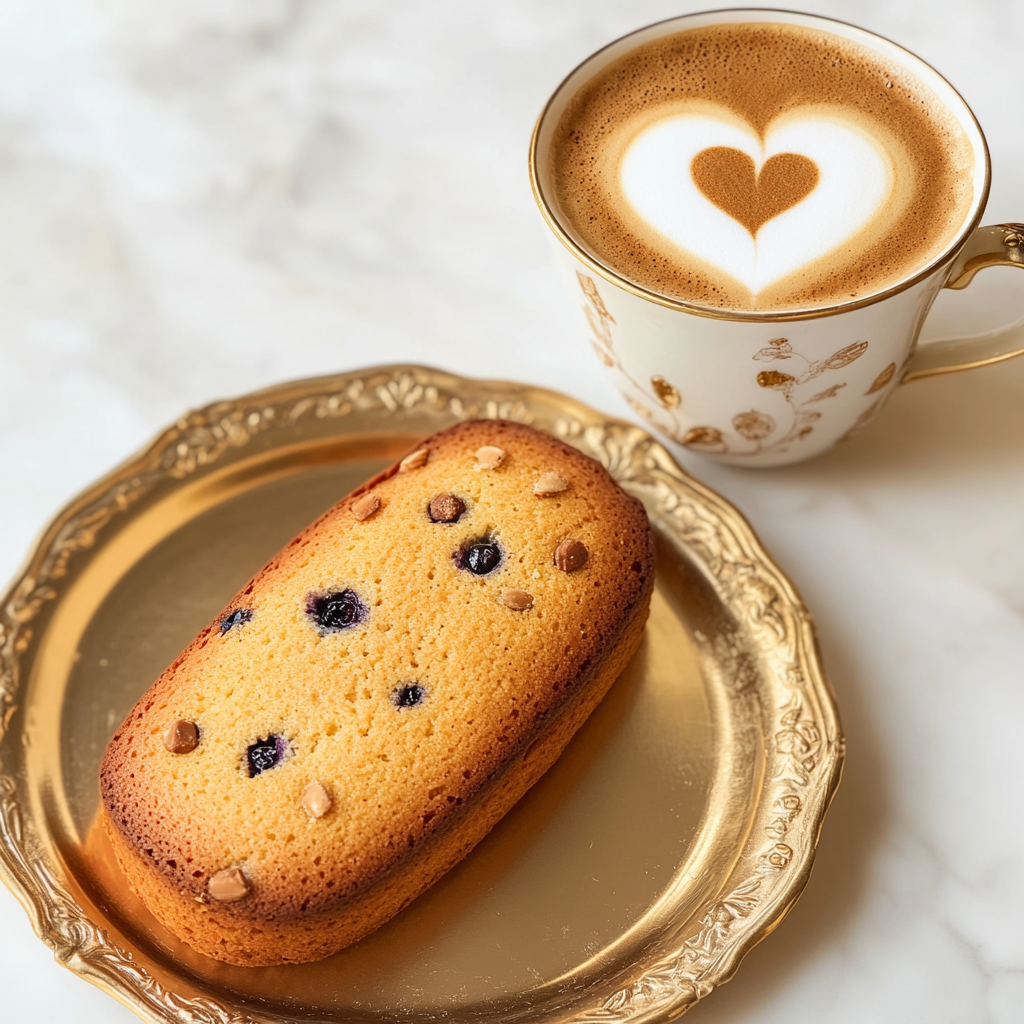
[{"xmin": 530, "ymin": 9, "xmax": 1024, "ymax": 467}]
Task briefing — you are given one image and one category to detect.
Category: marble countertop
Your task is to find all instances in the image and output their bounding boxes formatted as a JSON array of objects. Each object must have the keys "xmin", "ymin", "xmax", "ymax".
[{"xmin": 3, "ymin": 1, "xmax": 1024, "ymax": 1020}]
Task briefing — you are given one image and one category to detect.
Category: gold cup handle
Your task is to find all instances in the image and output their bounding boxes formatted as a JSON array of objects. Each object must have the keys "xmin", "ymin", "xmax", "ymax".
[{"xmin": 902, "ymin": 223, "xmax": 1024, "ymax": 383}]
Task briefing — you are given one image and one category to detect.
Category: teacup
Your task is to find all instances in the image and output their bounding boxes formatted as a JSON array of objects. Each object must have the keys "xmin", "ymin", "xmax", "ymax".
[{"xmin": 530, "ymin": 9, "xmax": 1024, "ymax": 467}]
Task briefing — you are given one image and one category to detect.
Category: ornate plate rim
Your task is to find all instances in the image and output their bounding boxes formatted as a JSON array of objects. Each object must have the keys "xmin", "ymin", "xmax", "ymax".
[{"xmin": 0, "ymin": 364, "xmax": 843, "ymax": 1023}]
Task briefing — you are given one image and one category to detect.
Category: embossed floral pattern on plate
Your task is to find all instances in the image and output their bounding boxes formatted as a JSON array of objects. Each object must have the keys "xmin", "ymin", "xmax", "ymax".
[{"xmin": 0, "ymin": 365, "xmax": 842, "ymax": 1024}]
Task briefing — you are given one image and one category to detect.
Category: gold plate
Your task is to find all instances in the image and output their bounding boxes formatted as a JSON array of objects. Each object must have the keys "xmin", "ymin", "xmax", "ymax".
[{"xmin": 0, "ymin": 366, "xmax": 842, "ymax": 1023}]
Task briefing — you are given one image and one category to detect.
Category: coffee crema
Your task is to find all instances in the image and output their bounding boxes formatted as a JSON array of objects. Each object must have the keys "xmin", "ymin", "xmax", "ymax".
[{"xmin": 547, "ymin": 23, "xmax": 976, "ymax": 311}]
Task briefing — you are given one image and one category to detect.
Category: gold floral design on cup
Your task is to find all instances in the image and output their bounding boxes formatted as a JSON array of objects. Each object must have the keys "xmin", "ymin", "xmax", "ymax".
[
  {"xmin": 732, "ymin": 410, "xmax": 775, "ymax": 441},
  {"xmin": 651, "ymin": 376, "xmax": 681, "ymax": 409},
  {"xmin": 866, "ymin": 362, "xmax": 896, "ymax": 394},
  {"xmin": 684, "ymin": 338, "xmax": 871, "ymax": 457},
  {"xmin": 576, "ymin": 269, "xmax": 898, "ymax": 461},
  {"xmin": 577, "ymin": 272, "xmax": 687, "ymax": 436}
]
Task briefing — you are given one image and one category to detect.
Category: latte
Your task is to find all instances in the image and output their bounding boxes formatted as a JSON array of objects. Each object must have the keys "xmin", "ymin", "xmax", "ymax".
[{"xmin": 546, "ymin": 22, "xmax": 976, "ymax": 311}]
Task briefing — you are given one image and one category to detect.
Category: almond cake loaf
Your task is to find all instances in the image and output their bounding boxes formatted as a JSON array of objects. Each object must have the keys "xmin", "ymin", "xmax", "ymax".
[{"xmin": 99, "ymin": 419, "xmax": 654, "ymax": 965}]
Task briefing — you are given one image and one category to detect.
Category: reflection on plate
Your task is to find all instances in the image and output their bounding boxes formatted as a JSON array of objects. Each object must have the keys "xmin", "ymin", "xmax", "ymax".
[{"xmin": 0, "ymin": 366, "xmax": 842, "ymax": 1023}]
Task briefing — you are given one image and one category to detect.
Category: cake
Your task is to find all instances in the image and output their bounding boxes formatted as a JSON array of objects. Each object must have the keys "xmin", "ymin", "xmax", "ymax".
[{"xmin": 99, "ymin": 419, "xmax": 655, "ymax": 965}]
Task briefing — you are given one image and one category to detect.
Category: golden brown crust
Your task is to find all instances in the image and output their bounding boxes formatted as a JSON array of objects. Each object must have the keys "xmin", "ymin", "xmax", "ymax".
[{"xmin": 100, "ymin": 420, "xmax": 654, "ymax": 965}]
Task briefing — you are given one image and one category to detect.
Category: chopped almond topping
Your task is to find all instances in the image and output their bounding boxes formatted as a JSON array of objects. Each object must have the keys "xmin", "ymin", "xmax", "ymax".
[
  {"xmin": 399, "ymin": 448, "xmax": 429, "ymax": 473},
  {"xmin": 208, "ymin": 868, "xmax": 250, "ymax": 902},
  {"xmin": 351, "ymin": 492, "xmax": 381, "ymax": 521},
  {"xmin": 500, "ymin": 589, "xmax": 534, "ymax": 611},
  {"xmin": 475, "ymin": 445, "xmax": 505, "ymax": 470},
  {"xmin": 533, "ymin": 472, "xmax": 568, "ymax": 496},
  {"xmin": 301, "ymin": 781, "xmax": 333, "ymax": 819}
]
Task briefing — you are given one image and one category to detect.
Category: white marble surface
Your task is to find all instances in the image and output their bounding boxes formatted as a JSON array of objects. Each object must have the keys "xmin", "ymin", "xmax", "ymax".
[{"xmin": 2, "ymin": 1, "xmax": 1024, "ymax": 1020}]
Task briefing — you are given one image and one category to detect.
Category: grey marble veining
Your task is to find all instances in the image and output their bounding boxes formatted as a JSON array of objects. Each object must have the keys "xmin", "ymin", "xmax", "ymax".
[{"xmin": 2, "ymin": 1, "xmax": 1024, "ymax": 1020}]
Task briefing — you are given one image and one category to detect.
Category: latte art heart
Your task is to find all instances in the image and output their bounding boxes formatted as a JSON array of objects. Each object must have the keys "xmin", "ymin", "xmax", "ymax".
[
  {"xmin": 691, "ymin": 148, "xmax": 819, "ymax": 237},
  {"xmin": 547, "ymin": 23, "xmax": 977, "ymax": 310},
  {"xmin": 618, "ymin": 108, "xmax": 894, "ymax": 294}
]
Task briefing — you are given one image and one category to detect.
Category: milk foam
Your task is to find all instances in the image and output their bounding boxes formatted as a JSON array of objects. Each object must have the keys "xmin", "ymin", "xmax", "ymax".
[
  {"xmin": 548, "ymin": 23, "xmax": 976, "ymax": 311},
  {"xmin": 618, "ymin": 106, "xmax": 893, "ymax": 294}
]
